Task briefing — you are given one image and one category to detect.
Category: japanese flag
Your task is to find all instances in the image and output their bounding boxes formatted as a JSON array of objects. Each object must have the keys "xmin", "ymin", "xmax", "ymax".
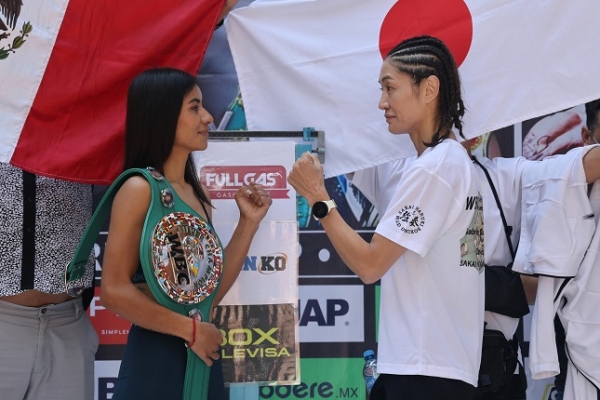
[{"xmin": 226, "ymin": 0, "xmax": 600, "ymax": 177}]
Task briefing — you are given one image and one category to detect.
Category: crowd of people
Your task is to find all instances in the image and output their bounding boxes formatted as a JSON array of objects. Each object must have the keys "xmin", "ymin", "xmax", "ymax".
[{"xmin": 1, "ymin": 12, "xmax": 600, "ymax": 400}]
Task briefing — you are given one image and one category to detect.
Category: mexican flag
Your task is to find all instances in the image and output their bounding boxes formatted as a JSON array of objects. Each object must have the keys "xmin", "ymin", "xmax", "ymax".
[{"xmin": 0, "ymin": 0, "xmax": 225, "ymax": 184}]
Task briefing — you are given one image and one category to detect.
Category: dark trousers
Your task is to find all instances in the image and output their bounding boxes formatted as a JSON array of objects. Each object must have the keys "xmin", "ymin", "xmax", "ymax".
[
  {"xmin": 113, "ymin": 324, "xmax": 224, "ymax": 400},
  {"xmin": 475, "ymin": 372, "xmax": 526, "ymax": 400},
  {"xmin": 369, "ymin": 374, "xmax": 476, "ymax": 400}
]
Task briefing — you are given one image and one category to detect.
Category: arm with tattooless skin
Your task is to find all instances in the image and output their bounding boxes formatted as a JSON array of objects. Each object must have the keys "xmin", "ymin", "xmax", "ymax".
[
  {"xmin": 99, "ymin": 67, "xmax": 271, "ymax": 400},
  {"xmin": 290, "ymin": 36, "xmax": 485, "ymax": 399}
]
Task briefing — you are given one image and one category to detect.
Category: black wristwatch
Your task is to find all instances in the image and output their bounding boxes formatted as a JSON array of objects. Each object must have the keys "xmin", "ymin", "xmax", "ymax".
[{"xmin": 312, "ymin": 199, "xmax": 337, "ymax": 220}]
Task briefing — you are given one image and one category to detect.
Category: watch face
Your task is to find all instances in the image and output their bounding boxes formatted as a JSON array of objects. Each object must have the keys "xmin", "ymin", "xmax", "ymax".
[{"xmin": 312, "ymin": 201, "xmax": 329, "ymax": 219}]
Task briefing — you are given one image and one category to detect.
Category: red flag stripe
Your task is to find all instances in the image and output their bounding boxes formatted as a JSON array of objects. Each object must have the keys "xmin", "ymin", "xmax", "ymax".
[{"xmin": 11, "ymin": 0, "xmax": 225, "ymax": 184}]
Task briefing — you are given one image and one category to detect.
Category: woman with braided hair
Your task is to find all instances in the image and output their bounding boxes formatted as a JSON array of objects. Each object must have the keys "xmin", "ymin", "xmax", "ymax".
[{"xmin": 288, "ymin": 35, "xmax": 484, "ymax": 399}]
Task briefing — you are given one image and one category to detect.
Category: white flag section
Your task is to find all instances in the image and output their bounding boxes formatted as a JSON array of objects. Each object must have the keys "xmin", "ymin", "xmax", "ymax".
[
  {"xmin": 226, "ymin": 0, "xmax": 600, "ymax": 178},
  {"xmin": 0, "ymin": 0, "xmax": 68, "ymax": 161},
  {"xmin": 192, "ymin": 141, "xmax": 298, "ymax": 305}
]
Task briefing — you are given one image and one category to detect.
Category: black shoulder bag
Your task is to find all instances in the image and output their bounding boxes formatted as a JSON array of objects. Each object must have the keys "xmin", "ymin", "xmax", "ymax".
[
  {"xmin": 472, "ymin": 157, "xmax": 529, "ymax": 318},
  {"xmin": 473, "ymin": 157, "xmax": 528, "ymax": 397}
]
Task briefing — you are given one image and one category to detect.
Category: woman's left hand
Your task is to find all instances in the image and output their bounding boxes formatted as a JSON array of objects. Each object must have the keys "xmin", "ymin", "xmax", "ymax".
[{"xmin": 234, "ymin": 182, "xmax": 272, "ymax": 223}]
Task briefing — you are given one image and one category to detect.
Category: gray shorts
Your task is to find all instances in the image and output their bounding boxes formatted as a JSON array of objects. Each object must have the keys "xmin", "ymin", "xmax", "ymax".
[{"xmin": 0, "ymin": 297, "xmax": 99, "ymax": 400}]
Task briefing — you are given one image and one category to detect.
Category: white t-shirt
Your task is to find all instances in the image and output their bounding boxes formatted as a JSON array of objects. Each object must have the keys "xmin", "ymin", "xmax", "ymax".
[
  {"xmin": 350, "ymin": 155, "xmax": 417, "ymax": 216},
  {"xmin": 375, "ymin": 139, "xmax": 485, "ymax": 387},
  {"xmin": 513, "ymin": 146, "xmax": 597, "ymax": 380}
]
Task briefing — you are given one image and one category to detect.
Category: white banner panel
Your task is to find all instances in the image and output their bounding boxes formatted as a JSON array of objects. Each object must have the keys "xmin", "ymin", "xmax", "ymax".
[
  {"xmin": 193, "ymin": 140, "xmax": 298, "ymax": 304},
  {"xmin": 217, "ymin": 221, "xmax": 298, "ymax": 305}
]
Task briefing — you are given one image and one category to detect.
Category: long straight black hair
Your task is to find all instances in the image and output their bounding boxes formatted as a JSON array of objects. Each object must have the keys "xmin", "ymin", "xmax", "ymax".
[{"xmin": 124, "ymin": 67, "xmax": 210, "ymax": 205}]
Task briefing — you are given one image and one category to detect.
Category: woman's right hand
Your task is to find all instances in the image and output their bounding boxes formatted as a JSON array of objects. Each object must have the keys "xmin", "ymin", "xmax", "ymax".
[
  {"xmin": 189, "ymin": 321, "xmax": 224, "ymax": 366},
  {"xmin": 287, "ymin": 151, "xmax": 328, "ymax": 206}
]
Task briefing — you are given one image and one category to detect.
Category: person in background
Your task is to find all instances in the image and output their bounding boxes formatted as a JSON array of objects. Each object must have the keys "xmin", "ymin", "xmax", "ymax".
[
  {"xmin": 0, "ymin": 164, "xmax": 98, "ymax": 400},
  {"xmin": 552, "ymin": 98, "xmax": 600, "ymax": 400},
  {"xmin": 462, "ymin": 139, "xmax": 535, "ymax": 400},
  {"xmin": 289, "ymin": 35, "xmax": 484, "ymax": 400},
  {"xmin": 463, "ymin": 99, "xmax": 600, "ymax": 399},
  {"xmin": 582, "ymin": 99, "xmax": 600, "ymax": 145},
  {"xmin": 100, "ymin": 67, "xmax": 271, "ymax": 399}
]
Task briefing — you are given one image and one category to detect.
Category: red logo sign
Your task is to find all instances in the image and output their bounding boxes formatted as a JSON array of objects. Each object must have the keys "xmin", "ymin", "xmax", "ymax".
[{"xmin": 200, "ymin": 165, "xmax": 289, "ymax": 199}]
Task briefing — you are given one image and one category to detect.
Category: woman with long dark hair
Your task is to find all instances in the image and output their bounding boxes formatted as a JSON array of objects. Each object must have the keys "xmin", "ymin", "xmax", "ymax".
[{"xmin": 100, "ymin": 67, "xmax": 272, "ymax": 399}]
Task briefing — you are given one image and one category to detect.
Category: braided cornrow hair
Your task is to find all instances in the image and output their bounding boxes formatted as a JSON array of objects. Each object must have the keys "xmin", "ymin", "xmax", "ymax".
[{"xmin": 386, "ymin": 35, "xmax": 466, "ymax": 147}]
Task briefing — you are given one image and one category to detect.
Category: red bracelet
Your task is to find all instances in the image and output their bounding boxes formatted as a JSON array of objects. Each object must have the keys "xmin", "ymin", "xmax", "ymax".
[{"xmin": 185, "ymin": 317, "xmax": 196, "ymax": 348}]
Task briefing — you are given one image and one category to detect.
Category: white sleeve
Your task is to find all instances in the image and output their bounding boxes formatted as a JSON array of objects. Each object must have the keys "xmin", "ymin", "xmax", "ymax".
[
  {"xmin": 514, "ymin": 147, "xmax": 594, "ymax": 276},
  {"xmin": 376, "ymin": 165, "xmax": 464, "ymax": 257},
  {"xmin": 528, "ymin": 276, "xmax": 562, "ymax": 379},
  {"xmin": 490, "ymin": 157, "xmax": 528, "ymax": 241}
]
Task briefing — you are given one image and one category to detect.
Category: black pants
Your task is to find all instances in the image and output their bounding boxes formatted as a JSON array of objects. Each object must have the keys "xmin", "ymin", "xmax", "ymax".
[{"xmin": 369, "ymin": 374, "xmax": 476, "ymax": 400}]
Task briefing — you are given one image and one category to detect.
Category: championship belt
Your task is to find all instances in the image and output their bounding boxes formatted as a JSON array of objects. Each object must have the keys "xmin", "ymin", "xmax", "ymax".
[{"xmin": 65, "ymin": 167, "xmax": 223, "ymax": 400}]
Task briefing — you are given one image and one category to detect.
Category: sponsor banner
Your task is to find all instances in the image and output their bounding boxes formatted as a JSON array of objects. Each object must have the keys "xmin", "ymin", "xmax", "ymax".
[
  {"xmin": 94, "ymin": 360, "xmax": 121, "ymax": 400},
  {"xmin": 525, "ymin": 358, "xmax": 556, "ymax": 400},
  {"xmin": 299, "ymin": 285, "xmax": 364, "ymax": 343},
  {"xmin": 299, "ymin": 231, "xmax": 374, "ymax": 277},
  {"xmin": 217, "ymin": 221, "xmax": 298, "ymax": 305},
  {"xmin": 214, "ymin": 303, "xmax": 299, "ymax": 385},
  {"xmin": 93, "ymin": 232, "xmax": 107, "ymax": 274},
  {"xmin": 258, "ymin": 358, "xmax": 364, "ymax": 400},
  {"xmin": 194, "ymin": 140, "xmax": 298, "ymax": 305},
  {"xmin": 194, "ymin": 141, "xmax": 296, "ymax": 222},
  {"xmin": 93, "ymin": 358, "xmax": 371, "ymax": 400},
  {"xmin": 203, "ymin": 165, "xmax": 290, "ymax": 199},
  {"xmin": 87, "ymin": 287, "xmax": 131, "ymax": 346}
]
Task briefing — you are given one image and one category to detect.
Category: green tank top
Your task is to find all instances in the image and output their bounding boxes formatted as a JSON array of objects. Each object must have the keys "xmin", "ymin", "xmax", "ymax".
[{"xmin": 65, "ymin": 167, "xmax": 224, "ymax": 400}]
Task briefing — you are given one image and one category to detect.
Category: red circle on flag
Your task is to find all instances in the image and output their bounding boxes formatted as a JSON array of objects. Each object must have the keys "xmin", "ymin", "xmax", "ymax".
[{"xmin": 379, "ymin": 0, "xmax": 473, "ymax": 67}]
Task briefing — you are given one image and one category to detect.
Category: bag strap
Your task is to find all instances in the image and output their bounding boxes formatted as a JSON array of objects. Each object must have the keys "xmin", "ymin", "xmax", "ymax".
[
  {"xmin": 65, "ymin": 168, "xmax": 150, "ymax": 288},
  {"xmin": 472, "ymin": 156, "xmax": 516, "ymax": 260}
]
